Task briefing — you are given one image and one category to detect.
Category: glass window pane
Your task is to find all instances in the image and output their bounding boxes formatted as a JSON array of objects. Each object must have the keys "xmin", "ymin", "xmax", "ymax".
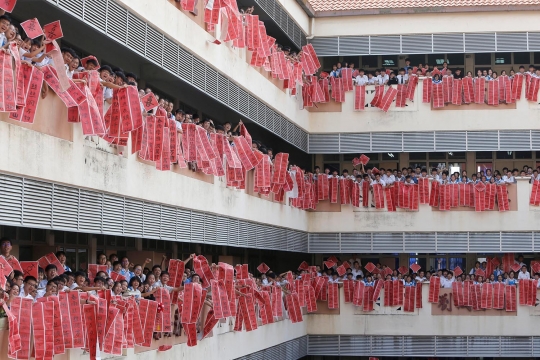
[
  {"xmin": 381, "ymin": 55, "xmax": 398, "ymax": 67},
  {"xmin": 409, "ymin": 152, "xmax": 427, "ymax": 160},
  {"xmin": 322, "ymin": 56, "xmax": 340, "ymax": 72},
  {"xmin": 534, "ymin": 53, "xmax": 540, "ymax": 65},
  {"xmin": 476, "ymin": 151, "xmax": 493, "ymax": 159},
  {"xmin": 427, "ymin": 54, "xmax": 446, "ymax": 66},
  {"xmin": 406, "ymin": 54, "xmax": 426, "ymax": 67},
  {"xmin": 448, "ymin": 152, "xmax": 466, "ymax": 160},
  {"xmin": 343, "ymin": 154, "xmax": 356, "ymax": 161},
  {"xmin": 65, "ymin": 232, "xmax": 77, "ymax": 245},
  {"xmin": 496, "ymin": 151, "xmax": 514, "ymax": 159},
  {"xmin": 323, "ymin": 154, "xmax": 340, "ymax": 161},
  {"xmin": 494, "ymin": 52, "xmax": 511, "ymax": 64},
  {"xmin": 17, "ymin": 228, "xmax": 31, "ymax": 242},
  {"xmin": 429, "ymin": 152, "xmax": 446, "ymax": 160},
  {"xmin": 78, "ymin": 249, "xmax": 88, "ymax": 272},
  {"xmin": 475, "ymin": 53, "xmax": 492, "ymax": 65},
  {"xmin": 382, "ymin": 152, "xmax": 400, "ymax": 161},
  {"xmin": 476, "ymin": 162, "xmax": 493, "ymax": 174},
  {"xmin": 429, "ymin": 162, "xmax": 446, "ymax": 169},
  {"xmin": 362, "ymin": 55, "xmax": 378, "ymax": 68},
  {"xmin": 409, "ymin": 162, "xmax": 427, "ymax": 170},
  {"xmin": 343, "ymin": 56, "xmax": 360, "ymax": 68},
  {"xmin": 32, "ymin": 229, "xmax": 46, "ymax": 243},
  {"xmin": 513, "ymin": 52, "xmax": 530, "ymax": 65},
  {"xmin": 126, "ymin": 238, "xmax": 136, "ymax": 248},
  {"xmin": 449, "ymin": 258, "xmax": 466, "ymax": 270},
  {"xmin": 96, "ymin": 235, "xmax": 104, "ymax": 246},
  {"xmin": 2, "ymin": 226, "xmax": 17, "ymax": 240},
  {"xmin": 515, "ymin": 151, "xmax": 532, "ymax": 159},
  {"xmin": 446, "ymin": 53, "xmax": 464, "ymax": 65}
]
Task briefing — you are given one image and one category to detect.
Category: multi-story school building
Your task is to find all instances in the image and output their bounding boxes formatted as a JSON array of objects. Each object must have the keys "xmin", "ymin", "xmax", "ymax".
[{"xmin": 3, "ymin": 0, "xmax": 540, "ymax": 359}]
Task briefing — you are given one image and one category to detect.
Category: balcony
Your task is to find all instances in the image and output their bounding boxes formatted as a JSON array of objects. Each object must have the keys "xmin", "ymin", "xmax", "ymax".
[{"xmin": 308, "ymin": 80, "xmax": 540, "ymax": 135}]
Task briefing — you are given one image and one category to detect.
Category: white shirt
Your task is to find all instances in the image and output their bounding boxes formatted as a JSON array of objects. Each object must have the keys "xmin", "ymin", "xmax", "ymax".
[
  {"xmin": 440, "ymin": 277, "xmax": 454, "ymax": 288},
  {"xmin": 518, "ymin": 271, "xmax": 531, "ymax": 280},
  {"xmin": 352, "ymin": 269, "xmax": 364, "ymax": 278},
  {"xmin": 355, "ymin": 75, "xmax": 368, "ymax": 85},
  {"xmin": 367, "ymin": 77, "xmax": 378, "ymax": 85},
  {"xmin": 377, "ymin": 74, "xmax": 389, "ymax": 84},
  {"xmin": 502, "ymin": 175, "xmax": 515, "ymax": 184},
  {"xmin": 371, "ymin": 179, "xmax": 386, "ymax": 186},
  {"xmin": 396, "ymin": 74, "xmax": 408, "ymax": 84},
  {"xmin": 382, "ymin": 174, "xmax": 395, "ymax": 185}
]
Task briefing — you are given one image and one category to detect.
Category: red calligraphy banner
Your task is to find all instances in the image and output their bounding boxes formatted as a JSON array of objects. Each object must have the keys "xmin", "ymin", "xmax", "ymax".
[
  {"xmin": 83, "ymin": 304, "xmax": 97, "ymax": 360},
  {"xmin": 487, "ymin": 79, "xmax": 499, "ymax": 105},
  {"xmin": 153, "ymin": 288, "xmax": 171, "ymax": 332},
  {"xmin": 181, "ymin": 123, "xmax": 197, "ymax": 162},
  {"xmin": 271, "ymin": 286, "xmax": 283, "ymax": 317},
  {"xmin": 138, "ymin": 299, "xmax": 158, "ymax": 347},
  {"xmin": 474, "ymin": 77, "xmax": 486, "ymax": 104},
  {"xmin": 497, "ymin": 184, "xmax": 510, "ymax": 211},
  {"xmin": 422, "ymin": 78, "xmax": 432, "ymax": 103},
  {"xmin": 403, "ymin": 285, "xmax": 415, "ymax": 312},
  {"xmin": 211, "ymin": 279, "xmax": 232, "ymax": 319},
  {"xmin": 380, "ymin": 86, "xmax": 397, "ymax": 112},
  {"xmin": 286, "ymin": 293, "xmax": 303, "ymax": 323},
  {"xmin": 395, "ymin": 84, "xmax": 407, "ymax": 107},
  {"xmin": 493, "ymin": 282, "xmax": 505, "ymax": 309},
  {"xmin": 118, "ymin": 86, "xmax": 143, "ymax": 133},
  {"xmin": 372, "ymin": 183, "xmax": 384, "ymax": 209},
  {"xmin": 385, "ymin": 187, "xmax": 396, "ymax": 212},
  {"xmin": 354, "ymin": 85, "xmax": 366, "ymax": 110},
  {"xmin": 363, "ymin": 286, "xmax": 374, "ymax": 312},
  {"xmin": 415, "ymin": 283, "xmax": 423, "ymax": 308},
  {"xmin": 0, "ymin": 51, "xmax": 16, "ymax": 112},
  {"xmin": 432, "ymin": 83, "xmax": 444, "ymax": 108},
  {"xmin": 329, "ymin": 177, "xmax": 339, "ymax": 203},
  {"xmin": 451, "ymin": 78, "xmax": 462, "ymax": 105},
  {"xmin": 428, "ymin": 276, "xmax": 441, "ymax": 303},
  {"xmin": 372, "ymin": 279, "xmax": 384, "ymax": 301},
  {"xmin": 102, "ymin": 306, "xmax": 123, "ymax": 355},
  {"xmin": 511, "ymin": 73, "xmax": 524, "ymax": 100},
  {"xmin": 9, "ymin": 297, "xmax": 32, "ymax": 359},
  {"xmin": 328, "ymin": 282, "xmax": 339, "ymax": 309},
  {"xmin": 505, "ymin": 285, "xmax": 517, "ymax": 312},
  {"xmin": 343, "ymin": 279, "xmax": 354, "ymax": 303},
  {"xmin": 442, "ymin": 75, "xmax": 453, "ymax": 103},
  {"xmin": 88, "ymin": 264, "xmax": 108, "ymax": 285},
  {"xmin": 352, "ymin": 281, "xmax": 364, "ymax": 307},
  {"xmin": 406, "ymin": 75, "xmax": 418, "ymax": 101},
  {"xmin": 530, "ymin": 180, "xmax": 540, "ymax": 206},
  {"xmin": 384, "ymin": 280, "xmax": 393, "ymax": 307},
  {"xmin": 527, "ymin": 77, "xmax": 540, "ymax": 102},
  {"xmin": 371, "ymin": 85, "xmax": 384, "ymax": 108},
  {"xmin": 181, "ymin": 283, "xmax": 203, "ymax": 324},
  {"xmin": 38, "ymin": 253, "xmax": 65, "ymax": 275}
]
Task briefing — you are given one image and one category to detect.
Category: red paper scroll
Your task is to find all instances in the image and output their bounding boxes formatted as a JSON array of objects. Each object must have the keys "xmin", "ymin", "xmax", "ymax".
[
  {"xmin": 9, "ymin": 297, "xmax": 32, "ymax": 359},
  {"xmin": 82, "ymin": 304, "xmax": 97, "ymax": 360},
  {"xmin": 481, "ymin": 283, "xmax": 493, "ymax": 309},
  {"xmin": 0, "ymin": 0, "xmax": 17, "ymax": 12},
  {"xmin": 432, "ymin": 83, "xmax": 444, "ymax": 108},
  {"xmin": 38, "ymin": 253, "xmax": 65, "ymax": 275},
  {"xmin": 451, "ymin": 79, "xmax": 462, "ymax": 105},
  {"xmin": 0, "ymin": 51, "xmax": 16, "ymax": 112},
  {"xmin": 493, "ymin": 282, "xmax": 505, "ymax": 309},
  {"xmin": 497, "ymin": 184, "xmax": 510, "ymax": 211},
  {"xmin": 505, "ymin": 285, "xmax": 517, "ymax": 312},
  {"xmin": 428, "ymin": 276, "xmax": 441, "ymax": 303},
  {"xmin": 487, "ymin": 79, "xmax": 499, "ymax": 105},
  {"xmin": 211, "ymin": 279, "xmax": 232, "ymax": 319},
  {"xmin": 372, "ymin": 279, "xmax": 384, "ymax": 301},
  {"xmin": 527, "ymin": 77, "xmax": 540, "ymax": 102},
  {"xmin": 415, "ymin": 283, "xmax": 423, "ymax": 308},
  {"xmin": 383, "ymin": 280, "xmax": 393, "ymax": 307},
  {"xmin": 329, "ymin": 177, "xmax": 338, "ymax": 203},
  {"xmin": 406, "ymin": 75, "xmax": 418, "ymax": 100},
  {"xmin": 153, "ymin": 288, "xmax": 171, "ymax": 332},
  {"xmin": 372, "ymin": 184, "xmax": 384, "ymax": 209},
  {"xmin": 422, "ymin": 78, "xmax": 432, "ymax": 103},
  {"xmin": 380, "ymin": 86, "xmax": 398, "ymax": 112},
  {"xmin": 271, "ymin": 286, "xmax": 283, "ymax": 317},
  {"xmin": 439, "ymin": 184, "xmax": 450, "ymax": 211},
  {"xmin": 233, "ymin": 135, "xmax": 259, "ymax": 171},
  {"xmin": 341, "ymin": 68, "xmax": 353, "ymax": 91},
  {"xmin": 474, "ymin": 77, "xmax": 486, "ymax": 104},
  {"xmin": 328, "ymin": 282, "xmax": 339, "ymax": 309},
  {"xmin": 474, "ymin": 182, "xmax": 486, "ymax": 212},
  {"xmin": 371, "ymin": 85, "xmax": 384, "ymax": 108},
  {"xmin": 461, "ymin": 76, "xmax": 473, "ymax": 103},
  {"xmin": 286, "ymin": 293, "xmax": 303, "ymax": 323},
  {"xmin": 102, "ymin": 306, "xmax": 123, "ymax": 355},
  {"xmin": 32, "ymin": 301, "xmax": 54, "ymax": 360},
  {"xmin": 138, "ymin": 299, "xmax": 158, "ymax": 347},
  {"xmin": 353, "ymin": 281, "xmax": 364, "ymax": 307},
  {"xmin": 442, "ymin": 75, "xmax": 453, "ymax": 103},
  {"xmin": 385, "ymin": 187, "xmax": 396, "ymax": 212},
  {"xmin": 416, "ymin": 177, "xmax": 428, "ymax": 204},
  {"xmin": 363, "ymin": 286, "xmax": 374, "ymax": 312},
  {"xmin": 118, "ymin": 85, "xmax": 143, "ymax": 133},
  {"xmin": 181, "ymin": 283, "xmax": 203, "ymax": 325},
  {"xmin": 429, "ymin": 181, "xmax": 439, "ymax": 207},
  {"xmin": 403, "ymin": 285, "xmax": 416, "ymax": 312},
  {"xmin": 88, "ymin": 264, "xmax": 108, "ymax": 284},
  {"xmin": 395, "ymin": 84, "xmax": 407, "ymax": 107},
  {"xmin": 343, "ymin": 279, "xmax": 354, "ymax": 303},
  {"xmin": 511, "ymin": 74, "xmax": 524, "ymax": 100},
  {"xmin": 354, "ymin": 85, "xmax": 366, "ymax": 110},
  {"xmin": 530, "ymin": 180, "xmax": 540, "ymax": 206}
]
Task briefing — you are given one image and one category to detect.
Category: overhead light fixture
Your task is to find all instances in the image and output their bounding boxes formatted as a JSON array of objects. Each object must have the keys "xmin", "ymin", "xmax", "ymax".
[
  {"xmin": 507, "ymin": 151, "xmax": 513, "ymax": 155},
  {"xmin": 387, "ymin": 153, "xmax": 394, "ymax": 158},
  {"xmin": 448, "ymin": 152, "xmax": 453, "ymax": 156}
]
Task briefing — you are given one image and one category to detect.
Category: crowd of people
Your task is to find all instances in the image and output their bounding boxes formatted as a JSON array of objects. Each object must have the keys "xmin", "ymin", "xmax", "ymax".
[
  {"xmin": 327, "ymin": 58, "xmax": 539, "ymax": 85},
  {"xmin": 0, "ymin": 9, "xmax": 281, "ymax": 164},
  {"xmin": 315, "ymin": 254, "xmax": 538, "ymax": 289}
]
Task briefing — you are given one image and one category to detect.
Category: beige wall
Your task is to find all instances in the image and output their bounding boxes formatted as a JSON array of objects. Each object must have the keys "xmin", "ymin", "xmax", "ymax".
[{"xmin": 312, "ymin": 11, "xmax": 540, "ymax": 37}]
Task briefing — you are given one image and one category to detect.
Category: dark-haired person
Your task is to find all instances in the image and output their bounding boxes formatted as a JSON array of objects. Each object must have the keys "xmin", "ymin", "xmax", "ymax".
[
  {"xmin": 38, "ymin": 264, "xmax": 58, "ymax": 289},
  {"xmin": 56, "ymin": 251, "xmax": 71, "ymax": 272},
  {"xmin": 20, "ymin": 276, "xmax": 38, "ymax": 300},
  {"xmin": 0, "ymin": 14, "xmax": 11, "ymax": 47}
]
